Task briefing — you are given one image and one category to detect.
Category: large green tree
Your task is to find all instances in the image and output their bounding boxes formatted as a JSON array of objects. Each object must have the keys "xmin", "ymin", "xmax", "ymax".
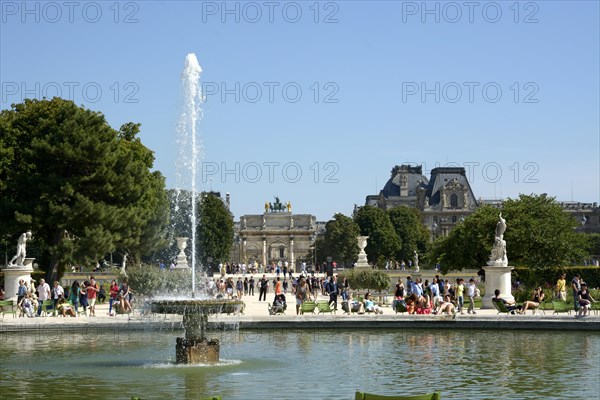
[
  {"xmin": 0, "ymin": 98, "xmax": 169, "ymax": 280},
  {"xmin": 353, "ymin": 206, "xmax": 400, "ymax": 267},
  {"xmin": 323, "ymin": 213, "xmax": 360, "ymax": 267},
  {"xmin": 387, "ymin": 206, "xmax": 430, "ymax": 263},
  {"xmin": 196, "ymin": 192, "xmax": 234, "ymax": 265},
  {"xmin": 429, "ymin": 194, "xmax": 588, "ymax": 272}
]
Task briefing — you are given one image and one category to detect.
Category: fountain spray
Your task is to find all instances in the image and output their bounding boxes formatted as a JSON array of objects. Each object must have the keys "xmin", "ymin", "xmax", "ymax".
[{"xmin": 177, "ymin": 53, "xmax": 203, "ymax": 298}]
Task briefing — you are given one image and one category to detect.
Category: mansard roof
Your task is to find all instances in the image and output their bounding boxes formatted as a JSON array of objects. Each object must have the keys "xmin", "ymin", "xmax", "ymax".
[
  {"xmin": 426, "ymin": 167, "xmax": 476, "ymax": 206},
  {"xmin": 380, "ymin": 164, "xmax": 428, "ymax": 198}
]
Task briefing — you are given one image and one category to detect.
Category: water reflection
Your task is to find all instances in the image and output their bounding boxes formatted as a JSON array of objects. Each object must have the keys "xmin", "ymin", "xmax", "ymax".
[{"xmin": 1, "ymin": 329, "xmax": 598, "ymax": 399}]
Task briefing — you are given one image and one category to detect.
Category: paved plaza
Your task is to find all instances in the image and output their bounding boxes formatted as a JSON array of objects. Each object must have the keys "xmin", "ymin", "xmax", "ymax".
[{"xmin": 2, "ymin": 279, "xmax": 599, "ymax": 333}]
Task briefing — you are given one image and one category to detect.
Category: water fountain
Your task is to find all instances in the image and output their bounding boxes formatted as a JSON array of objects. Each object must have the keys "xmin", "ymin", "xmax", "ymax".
[
  {"xmin": 150, "ymin": 299, "xmax": 243, "ymax": 364},
  {"xmin": 150, "ymin": 53, "xmax": 243, "ymax": 364}
]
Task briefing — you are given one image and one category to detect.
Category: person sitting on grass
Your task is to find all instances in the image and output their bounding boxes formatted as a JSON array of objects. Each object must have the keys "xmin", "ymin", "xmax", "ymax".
[
  {"xmin": 492, "ymin": 289, "xmax": 521, "ymax": 314},
  {"xmin": 56, "ymin": 297, "xmax": 76, "ymax": 317},
  {"xmin": 521, "ymin": 287, "xmax": 545, "ymax": 314},
  {"xmin": 577, "ymin": 284, "xmax": 596, "ymax": 317}
]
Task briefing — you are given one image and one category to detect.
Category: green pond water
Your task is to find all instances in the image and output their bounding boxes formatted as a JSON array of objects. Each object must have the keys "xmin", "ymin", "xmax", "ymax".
[{"xmin": 1, "ymin": 328, "xmax": 598, "ymax": 399}]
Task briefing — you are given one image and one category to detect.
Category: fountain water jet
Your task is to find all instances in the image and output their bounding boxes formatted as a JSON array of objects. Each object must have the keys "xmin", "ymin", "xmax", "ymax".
[
  {"xmin": 176, "ymin": 53, "xmax": 203, "ymax": 297},
  {"xmin": 158, "ymin": 53, "xmax": 242, "ymax": 364}
]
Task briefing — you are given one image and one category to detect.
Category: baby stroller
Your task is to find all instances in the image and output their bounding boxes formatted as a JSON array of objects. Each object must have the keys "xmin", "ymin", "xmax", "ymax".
[{"xmin": 268, "ymin": 294, "xmax": 287, "ymax": 315}]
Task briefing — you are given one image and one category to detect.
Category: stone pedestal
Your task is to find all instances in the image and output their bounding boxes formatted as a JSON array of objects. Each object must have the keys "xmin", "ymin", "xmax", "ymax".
[
  {"xmin": 482, "ymin": 265, "xmax": 514, "ymax": 309},
  {"xmin": 175, "ymin": 337, "xmax": 220, "ymax": 364},
  {"xmin": 2, "ymin": 258, "xmax": 35, "ymax": 303},
  {"xmin": 174, "ymin": 237, "xmax": 190, "ymax": 269},
  {"xmin": 355, "ymin": 236, "xmax": 370, "ymax": 269}
]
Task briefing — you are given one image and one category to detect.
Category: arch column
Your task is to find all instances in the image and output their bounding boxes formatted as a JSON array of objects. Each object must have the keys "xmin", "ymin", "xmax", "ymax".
[{"xmin": 289, "ymin": 237, "xmax": 295, "ymax": 270}]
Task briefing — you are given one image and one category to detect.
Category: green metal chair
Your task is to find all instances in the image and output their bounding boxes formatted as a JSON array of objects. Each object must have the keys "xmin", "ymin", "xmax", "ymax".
[
  {"xmin": 552, "ymin": 300, "xmax": 571, "ymax": 315},
  {"xmin": 492, "ymin": 300, "xmax": 514, "ymax": 314},
  {"xmin": 316, "ymin": 300, "xmax": 336, "ymax": 314},
  {"xmin": 0, "ymin": 300, "xmax": 17, "ymax": 318},
  {"xmin": 395, "ymin": 302, "xmax": 408, "ymax": 314},
  {"xmin": 41, "ymin": 299, "xmax": 55, "ymax": 316},
  {"xmin": 355, "ymin": 391, "xmax": 441, "ymax": 400},
  {"xmin": 300, "ymin": 301, "xmax": 317, "ymax": 315}
]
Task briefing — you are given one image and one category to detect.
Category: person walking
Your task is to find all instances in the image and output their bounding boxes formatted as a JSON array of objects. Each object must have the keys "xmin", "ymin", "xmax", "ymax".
[
  {"xmin": 52, "ymin": 281, "xmax": 64, "ymax": 310},
  {"xmin": 328, "ymin": 276, "xmax": 339, "ymax": 311},
  {"xmin": 466, "ymin": 278, "xmax": 477, "ymax": 314},
  {"xmin": 36, "ymin": 278, "xmax": 51, "ymax": 317}
]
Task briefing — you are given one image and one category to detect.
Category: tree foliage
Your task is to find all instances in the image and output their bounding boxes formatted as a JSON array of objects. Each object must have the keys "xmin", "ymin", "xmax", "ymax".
[
  {"xmin": 323, "ymin": 213, "xmax": 360, "ymax": 267},
  {"xmin": 353, "ymin": 206, "xmax": 400, "ymax": 266},
  {"xmin": 387, "ymin": 206, "xmax": 430, "ymax": 263},
  {"xmin": 0, "ymin": 98, "xmax": 169, "ymax": 279},
  {"xmin": 347, "ymin": 269, "xmax": 390, "ymax": 292},
  {"xmin": 428, "ymin": 194, "xmax": 588, "ymax": 273},
  {"xmin": 584, "ymin": 233, "xmax": 600, "ymax": 258},
  {"xmin": 197, "ymin": 192, "xmax": 234, "ymax": 265},
  {"xmin": 122, "ymin": 263, "xmax": 192, "ymax": 297}
]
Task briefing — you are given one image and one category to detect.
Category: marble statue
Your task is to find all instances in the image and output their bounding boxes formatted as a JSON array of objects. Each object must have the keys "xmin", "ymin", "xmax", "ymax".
[
  {"xmin": 9, "ymin": 231, "xmax": 32, "ymax": 266},
  {"xmin": 413, "ymin": 250, "xmax": 419, "ymax": 272},
  {"xmin": 489, "ymin": 213, "xmax": 508, "ymax": 266},
  {"xmin": 120, "ymin": 254, "xmax": 128, "ymax": 277},
  {"xmin": 495, "ymin": 213, "xmax": 506, "ymax": 240}
]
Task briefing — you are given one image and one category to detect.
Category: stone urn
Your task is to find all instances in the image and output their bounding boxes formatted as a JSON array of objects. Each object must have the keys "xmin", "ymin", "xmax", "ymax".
[
  {"xmin": 174, "ymin": 237, "xmax": 190, "ymax": 269},
  {"xmin": 355, "ymin": 236, "xmax": 370, "ymax": 269}
]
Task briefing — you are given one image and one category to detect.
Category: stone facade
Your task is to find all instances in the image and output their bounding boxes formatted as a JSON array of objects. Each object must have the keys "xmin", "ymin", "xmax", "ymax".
[
  {"xmin": 233, "ymin": 210, "xmax": 317, "ymax": 269},
  {"xmin": 365, "ymin": 165, "xmax": 478, "ymax": 237},
  {"xmin": 365, "ymin": 164, "xmax": 600, "ymax": 237}
]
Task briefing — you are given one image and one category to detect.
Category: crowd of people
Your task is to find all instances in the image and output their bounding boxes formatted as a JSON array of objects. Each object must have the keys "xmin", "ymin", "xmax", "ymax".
[
  {"xmin": 388, "ymin": 275, "xmax": 480, "ymax": 316},
  {"xmin": 6, "ymin": 276, "xmax": 134, "ymax": 318},
  {"xmin": 1, "ymin": 269, "xmax": 596, "ymax": 320}
]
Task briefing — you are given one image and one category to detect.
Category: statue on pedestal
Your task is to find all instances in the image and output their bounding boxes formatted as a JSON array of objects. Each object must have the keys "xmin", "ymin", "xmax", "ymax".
[
  {"xmin": 488, "ymin": 213, "xmax": 508, "ymax": 266},
  {"xmin": 9, "ymin": 231, "xmax": 32, "ymax": 267},
  {"xmin": 413, "ymin": 250, "xmax": 420, "ymax": 272}
]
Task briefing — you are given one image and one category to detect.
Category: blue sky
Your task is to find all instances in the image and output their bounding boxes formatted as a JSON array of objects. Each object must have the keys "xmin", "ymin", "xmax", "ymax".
[{"xmin": 2, "ymin": 0, "xmax": 599, "ymax": 221}]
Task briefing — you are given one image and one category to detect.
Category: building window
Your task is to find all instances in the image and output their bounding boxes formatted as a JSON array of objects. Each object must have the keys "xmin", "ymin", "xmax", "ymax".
[
  {"xmin": 279, "ymin": 247, "xmax": 285, "ymax": 258},
  {"xmin": 450, "ymin": 193, "xmax": 458, "ymax": 208},
  {"xmin": 451, "ymin": 215, "xmax": 457, "ymax": 223}
]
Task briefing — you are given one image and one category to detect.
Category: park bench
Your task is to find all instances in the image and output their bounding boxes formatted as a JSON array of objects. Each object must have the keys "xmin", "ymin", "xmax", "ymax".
[{"xmin": 0, "ymin": 300, "xmax": 17, "ymax": 318}]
